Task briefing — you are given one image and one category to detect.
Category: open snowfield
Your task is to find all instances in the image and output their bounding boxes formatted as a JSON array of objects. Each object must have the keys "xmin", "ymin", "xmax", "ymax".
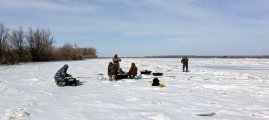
[{"xmin": 1, "ymin": 58, "xmax": 269, "ymax": 120}]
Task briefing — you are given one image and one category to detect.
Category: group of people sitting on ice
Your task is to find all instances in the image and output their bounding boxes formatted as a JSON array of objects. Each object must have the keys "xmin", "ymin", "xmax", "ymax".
[
  {"xmin": 54, "ymin": 54, "xmax": 188, "ymax": 87},
  {"xmin": 54, "ymin": 54, "xmax": 138, "ymax": 87},
  {"xmin": 108, "ymin": 54, "xmax": 138, "ymax": 80}
]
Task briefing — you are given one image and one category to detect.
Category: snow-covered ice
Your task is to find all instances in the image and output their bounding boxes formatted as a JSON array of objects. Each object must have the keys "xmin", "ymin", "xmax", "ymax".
[{"xmin": 0, "ymin": 58, "xmax": 269, "ymax": 120}]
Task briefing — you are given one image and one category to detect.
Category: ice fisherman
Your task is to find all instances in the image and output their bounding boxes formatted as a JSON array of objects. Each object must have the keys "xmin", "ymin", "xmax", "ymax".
[
  {"xmin": 128, "ymin": 63, "xmax": 138, "ymax": 79},
  {"xmin": 181, "ymin": 56, "xmax": 189, "ymax": 72},
  {"xmin": 54, "ymin": 64, "xmax": 79, "ymax": 86},
  {"xmin": 152, "ymin": 78, "xmax": 166, "ymax": 88},
  {"xmin": 108, "ymin": 62, "xmax": 118, "ymax": 80},
  {"xmin": 112, "ymin": 54, "xmax": 121, "ymax": 73}
]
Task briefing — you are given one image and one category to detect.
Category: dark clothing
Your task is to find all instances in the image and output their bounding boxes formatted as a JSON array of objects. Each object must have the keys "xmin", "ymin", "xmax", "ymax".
[
  {"xmin": 183, "ymin": 64, "xmax": 188, "ymax": 72},
  {"xmin": 110, "ymin": 64, "xmax": 118, "ymax": 75},
  {"xmin": 114, "ymin": 63, "xmax": 120, "ymax": 72},
  {"xmin": 108, "ymin": 62, "xmax": 118, "ymax": 80},
  {"xmin": 112, "ymin": 56, "xmax": 121, "ymax": 73},
  {"xmin": 152, "ymin": 78, "xmax": 160, "ymax": 86},
  {"xmin": 128, "ymin": 65, "xmax": 137, "ymax": 79},
  {"xmin": 181, "ymin": 57, "xmax": 189, "ymax": 64},
  {"xmin": 108, "ymin": 62, "xmax": 114, "ymax": 76},
  {"xmin": 181, "ymin": 57, "xmax": 189, "ymax": 72},
  {"xmin": 54, "ymin": 64, "xmax": 78, "ymax": 86},
  {"xmin": 54, "ymin": 64, "xmax": 70, "ymax": 82},
  {"xmin": 112, "ymin": 56, "xmax": 121, "ymax": 64},
  {"xmin": 108, "ymin": 63, "xmax": 119, "ymax": 80},
  {"xmin": 152, "ymin": 82, "xmax": 160, "ymax": 86}
]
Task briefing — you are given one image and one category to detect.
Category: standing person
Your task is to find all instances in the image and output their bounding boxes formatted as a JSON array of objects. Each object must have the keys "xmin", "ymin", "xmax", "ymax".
[
  {"xmin": 128, "ymin": 63, "xmax": 138, "ymax": 79},
  {"xmin": 181, "ymin": 56, "xmax": 189, "ymax": 72},
  {"xmin": 112, "ymin": 54, "xmax": 121, "ymax": 73}
]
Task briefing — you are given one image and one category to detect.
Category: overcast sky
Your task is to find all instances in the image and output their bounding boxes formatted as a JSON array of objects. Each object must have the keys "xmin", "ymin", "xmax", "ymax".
[{"xmin": 0, "ymin": 0, "xmax": 268, "ymax": 57}]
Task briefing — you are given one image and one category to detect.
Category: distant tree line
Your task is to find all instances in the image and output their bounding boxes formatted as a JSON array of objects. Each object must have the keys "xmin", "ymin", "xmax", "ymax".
[{"xmin": 0, "ymin": 23, "xmax": 97, "ymax": 64}]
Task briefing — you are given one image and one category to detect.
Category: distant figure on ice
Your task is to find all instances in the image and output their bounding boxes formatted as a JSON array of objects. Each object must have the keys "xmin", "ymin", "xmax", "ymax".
[
  {"xmin": 152, "ymin": 78, "xmax": 166, "ymax": 88},
  {"xmin": 54, "ymin": 64, "xmax": 79, "ymax": 86},
  {"xmin": 108, "ymin": 62, "xmax": 118, "ymax": 80},
  {"xmin": 112, "ymin": 54, "xmax": 121, "ymax": 73},
  {"xmin": 128, "ymin": 63, "xmax": 138, "ymax": 79},
  {"xmin": 181, "ymin": 56, "xmax": 189, "ymax": 72}
]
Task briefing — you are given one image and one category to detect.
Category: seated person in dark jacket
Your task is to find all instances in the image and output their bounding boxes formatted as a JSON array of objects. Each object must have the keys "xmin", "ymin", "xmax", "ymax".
[
  {"xmin": 152, "ymin": 78, "xmax": 160, "ymax": 86},
  {"xmin": 54, "ymin": 64, "xmax": 78, "ymax": 86},
  {"xmin": 152, "ymin": 78, "xmax": 166, "ymax": 88}
]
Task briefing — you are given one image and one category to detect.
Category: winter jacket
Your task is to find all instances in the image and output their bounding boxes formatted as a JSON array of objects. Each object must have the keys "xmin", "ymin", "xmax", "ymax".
[
  {"xmin": 54, "ymin": 64, "xmax": 69, "ymax": 82},
  {"xmin": 108, "ymin": 62, "xmax": 114, "ymax": 75},
  {"xmin": 108, "ymin": 63, "xmax": 118, "ymax": 75},
  {"xmin": 181, "ymin": 57, "xmax": 189, "ymax": 64},
  {"xmin": 128, "ymin": 65, "xmax": 137, "ymax": 76},
  {"xmin": 112, "ymin": 57, "xmax": 121, "ymax": 64}
]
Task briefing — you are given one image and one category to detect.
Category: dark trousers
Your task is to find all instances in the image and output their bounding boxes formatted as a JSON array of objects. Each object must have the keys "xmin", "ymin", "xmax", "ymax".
[
  {"xmin": 56, "ymin": 79, "xmax": 68, "ymax": 86},
  {"xmin": 129, "ymin": 75, "xmax": 135, "ymax": 79},
  {"xmin": 183, "ymin": 64, "xmax": 188, "ymax": 72},
  {"xmin": 56, "ymin": 78, "xmax": 78, "ymax": 86}
]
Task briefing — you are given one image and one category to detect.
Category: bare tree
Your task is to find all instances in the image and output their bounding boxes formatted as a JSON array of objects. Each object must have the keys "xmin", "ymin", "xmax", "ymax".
[
  {"xmin": 0, "ymin": 23, "xmax": 9, "ymax": 64},
  {"xmin": 57, "ymin": 43, "xmax": 98, "ymax": 60},
  {"xmin": 81, "ymin": 47, "xmax": 97, "ymax": 58},
  {"xmin": 25, "ymin": 28, "xmax": 54, "ymax": 61},
  {"xmin": 59, "ymin": 43, "xmax": 73, "ymax": 60},
  {"xmin": 8, "ymin": 27, "xmax": 28, "ymax": 62},
  {"xmin": 1, "ymin": 23, "xmax": 97, "ymax": 64},
  {"xmin": 71, "ymin": 44, "xmax": 83, "ymax": 60}
]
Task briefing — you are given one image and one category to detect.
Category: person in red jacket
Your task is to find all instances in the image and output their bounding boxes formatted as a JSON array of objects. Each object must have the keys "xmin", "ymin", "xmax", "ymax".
[{"xmin": 128, "ymin": 63, "xmax": 137, "ymax": 79}]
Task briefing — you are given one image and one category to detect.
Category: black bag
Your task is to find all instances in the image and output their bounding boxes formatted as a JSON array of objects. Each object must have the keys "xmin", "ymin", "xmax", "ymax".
[
  {"xmin": 67, "ymin": 78, "xmax": 79, "ymax": 86},
  {"xmin": 141, "ymin": 70, "xmax": 152, "ymax": 75},
  {"xmin": 152, "ymin": 78, "xmax": 160, "ymax": 86}
]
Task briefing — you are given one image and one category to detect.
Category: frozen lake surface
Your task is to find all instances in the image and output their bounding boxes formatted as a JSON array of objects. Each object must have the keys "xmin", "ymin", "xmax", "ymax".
[{"xmin": 1, "ymin": 58, "xmax": 269, "ymax": 120}]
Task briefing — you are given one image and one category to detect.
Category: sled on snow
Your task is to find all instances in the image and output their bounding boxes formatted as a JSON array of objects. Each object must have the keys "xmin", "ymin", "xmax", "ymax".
[
  {"xmin": 153, "ymin": 72, "xmax": 163, "ymax": 76},
  {"xmin": 195, "ymin": 112, "xmax": 216, "ymax": 117},
  {"xmin": 140, "ymin": 70, "xmax": 152, "ymax": 75},
  {"xmin": 113, "ymin": 73, "xmax": 129, "ymax": 80}
]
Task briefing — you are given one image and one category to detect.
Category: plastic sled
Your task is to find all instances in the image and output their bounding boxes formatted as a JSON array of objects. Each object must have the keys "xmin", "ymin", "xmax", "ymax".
[
  {"xmin": 141, "ymin": 70, "xmax": 152, "ymax": 75},
  {"xmin": 153, "ymin": 72, "xmax": 163, "ymax": 76}
]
